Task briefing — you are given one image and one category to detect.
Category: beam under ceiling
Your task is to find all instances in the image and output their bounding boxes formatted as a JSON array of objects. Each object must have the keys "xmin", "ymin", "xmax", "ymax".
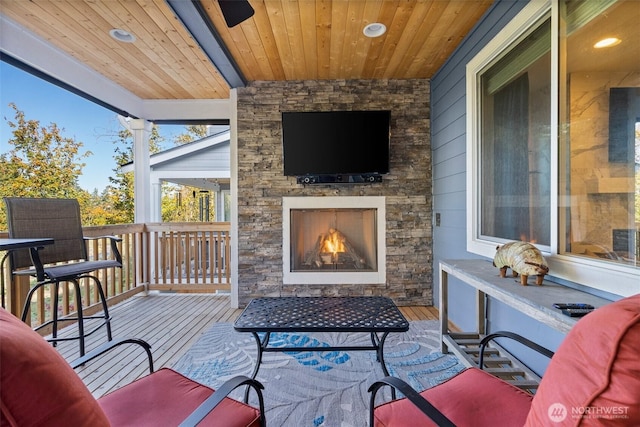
[{"xmin": 166, "ymin": 0, "xmax": 247, "ymax": 88}]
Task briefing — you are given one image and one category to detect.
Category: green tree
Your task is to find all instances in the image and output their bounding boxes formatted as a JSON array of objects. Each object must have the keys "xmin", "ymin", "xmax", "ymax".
[
  {"xmin": 0, "ymin": 104, "xmax": 91, "ymax": 229},
  {"xmin": 1, "ymin": 110, "xmax": 218, "ymax": 228},
  {"xmin": 173, "ymin": 125, "xmax": 207, "ymax": 145},
  {"xmin": 82, "ymin": 188, "xmax": 114, "ymax": 225}
]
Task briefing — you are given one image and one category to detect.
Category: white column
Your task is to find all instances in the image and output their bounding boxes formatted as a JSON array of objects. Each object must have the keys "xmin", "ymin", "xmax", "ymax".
[
  {"xmin": 151, "ymin": 178, "xmax": 162, "ymax": 222},
  {"xmin": 215, "ymin": 188, "xmax": 224, "ymax": 222},
  {"xmin": 130, "ymin": 119, "xmax": 152, "ymax": 223}
]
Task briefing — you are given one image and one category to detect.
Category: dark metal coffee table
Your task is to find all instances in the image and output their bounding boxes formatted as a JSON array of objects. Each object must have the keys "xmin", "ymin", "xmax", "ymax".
[{"xmin": 234, "ymin": 296, "xmax": 410, "ymax": 382}]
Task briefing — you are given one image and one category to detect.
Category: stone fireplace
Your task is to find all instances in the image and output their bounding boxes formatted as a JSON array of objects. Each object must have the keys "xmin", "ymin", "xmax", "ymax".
[
  {"xmin": 235, "ymin": 79, "xmax": 431, "ymax": 306},
  {"xmin": 283, "ymin": 197, "xmax": 386, "ymax": 284}
]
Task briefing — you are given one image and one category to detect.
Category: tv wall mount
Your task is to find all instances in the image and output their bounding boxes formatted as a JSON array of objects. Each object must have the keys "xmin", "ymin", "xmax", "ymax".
[{"xmin": 296, "ymin": 174, "xmax": 383, "ymax": 185}]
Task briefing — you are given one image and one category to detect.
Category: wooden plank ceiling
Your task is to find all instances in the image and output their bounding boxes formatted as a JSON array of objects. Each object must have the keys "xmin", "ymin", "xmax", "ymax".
[{"xmin": 0, "ymin": 0, "xmax": 493, "ymax": 100}]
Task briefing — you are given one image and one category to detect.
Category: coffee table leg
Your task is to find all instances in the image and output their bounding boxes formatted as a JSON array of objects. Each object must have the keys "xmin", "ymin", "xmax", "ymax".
[
  {"xmin": 370, "ymin": 332, "xmax": 378, "ymax": 358},
  {"xmin": 375, "ymin": 332, "xmax": 397, "ymax": 400},
  {"xmin": 376, "ymin": 332, "xmax": 391, "ymax": 376},
  {"xmin": 245, "ymin": 332, "xmax": 269, "ymax": 403}
]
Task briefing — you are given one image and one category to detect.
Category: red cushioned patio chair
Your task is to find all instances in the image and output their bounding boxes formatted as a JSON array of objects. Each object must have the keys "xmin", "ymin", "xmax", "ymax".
[
  {"xmin": 369, "ymin": 293, "xmax": 640, "ymax": 426},
  {"xmin": 0, "ymin": 307, "xmax": 266, "ymax": 427}
]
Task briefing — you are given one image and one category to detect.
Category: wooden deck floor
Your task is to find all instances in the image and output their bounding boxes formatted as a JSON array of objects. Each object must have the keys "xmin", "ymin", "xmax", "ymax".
[{"xmin": 52, "ymin": 293, "xmax": 440, "ymax": 398}]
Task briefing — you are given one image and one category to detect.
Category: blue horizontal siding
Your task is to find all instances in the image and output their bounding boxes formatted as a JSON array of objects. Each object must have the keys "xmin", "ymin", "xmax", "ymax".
[
  {"xmin": 430, "ymin": 0, "xmax": 564, "ymax": 376},
  {"xmin": 431, "ymin": 0, "xmax": 529, "ymax": 292}
]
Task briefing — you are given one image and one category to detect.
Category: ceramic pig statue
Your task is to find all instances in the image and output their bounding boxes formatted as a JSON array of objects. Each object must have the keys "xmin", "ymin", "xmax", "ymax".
[{"xmin": 493, "ymin": 241, "xmax": 549, "ymax": 285}]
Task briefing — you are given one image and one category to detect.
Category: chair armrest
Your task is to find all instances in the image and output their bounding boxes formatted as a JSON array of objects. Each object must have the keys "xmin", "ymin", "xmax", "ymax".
[
  {"xmin": 84, "ymin": 235, "xmax": 122, "ymax": 242},
  {"xmin": 70, "ymin": 337, "xmax": 153, "ymax": 374},
  {"xmin": 178, "ymin": 376, "xmax": 266, "ymax": 427},
  {"xmin": 84, "ymin": 235, "xmax": 123, "ymax": 264},
  {"xmin": 479, "ymin": 331, "xmax": 554, "ymax": 369},
  {"xmin": 27, "ymin": 246, "xmax": 47, "ymax": 282},
  {"xmin": 368, "ymin": 376, "xmax": 455, "ymax": 427}
]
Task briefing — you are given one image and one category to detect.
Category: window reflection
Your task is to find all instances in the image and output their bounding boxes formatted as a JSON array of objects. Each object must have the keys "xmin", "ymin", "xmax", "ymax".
[{"xmin": 560, "ymin": 0, "xmax": 640, "ymax": 265}]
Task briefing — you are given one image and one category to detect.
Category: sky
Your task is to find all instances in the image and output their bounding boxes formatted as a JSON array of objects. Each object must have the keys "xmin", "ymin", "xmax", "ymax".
[{"xmin": 0, "ymin": 61, "xmax": 182, "ymax": 192}]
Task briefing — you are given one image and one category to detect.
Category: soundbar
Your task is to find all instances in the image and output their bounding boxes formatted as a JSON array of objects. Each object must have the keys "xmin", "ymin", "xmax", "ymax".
[{"xmin": 296, "ymin": 174, "xmax": 383, "ymax": 185}]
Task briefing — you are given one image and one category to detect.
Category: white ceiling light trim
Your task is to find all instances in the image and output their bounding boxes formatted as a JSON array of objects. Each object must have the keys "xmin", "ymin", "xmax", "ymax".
[
  {"xmin": 109, "ymin": 28, "xmax": 136, "ymax": 43},
  {"xmin": 363, "ymin": 23, "xmax": 386, "ymax": 38}
]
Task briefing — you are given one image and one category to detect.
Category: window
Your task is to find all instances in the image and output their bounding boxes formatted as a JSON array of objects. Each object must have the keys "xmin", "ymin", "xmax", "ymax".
[
  {"xmin": 467, "ymin": 0, "xmax": 639, "ymax": 296},
  {"xmin": 559, "ymin": 0, "xmax": 640, "ymax": 268},
  {"xmin": 480, "ymin": 18, "xmax": 551, "ymax": 246}
]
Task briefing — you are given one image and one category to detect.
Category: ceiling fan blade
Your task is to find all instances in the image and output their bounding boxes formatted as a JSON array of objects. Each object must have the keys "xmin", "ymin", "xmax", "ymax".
[{"xmin": 218, "ymin": 0, "xmax": 255, "ymax": 28}]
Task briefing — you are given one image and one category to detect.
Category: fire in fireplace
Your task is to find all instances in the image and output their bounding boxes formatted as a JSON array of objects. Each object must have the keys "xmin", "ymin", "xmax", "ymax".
[
  {"xmin": 292, "ymin": 209, "xmax": 376, "ymax": 272},
  {"xmin": 313, "ymin": 227, "xmax": 365, "ymax": 268},
  {"xmin": 283, "ymin": 196, "xmax": 386, "ymax": 285}
]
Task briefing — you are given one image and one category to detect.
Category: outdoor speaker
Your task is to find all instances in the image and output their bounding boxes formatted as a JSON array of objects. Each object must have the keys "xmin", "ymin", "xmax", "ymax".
[
  {"xmin": 218, "ymin": 0, "xmax": 255, "ymax": 28},
  {"xmin": 297, "ymin": 175, "xmax": 318, "ymax": 184}
]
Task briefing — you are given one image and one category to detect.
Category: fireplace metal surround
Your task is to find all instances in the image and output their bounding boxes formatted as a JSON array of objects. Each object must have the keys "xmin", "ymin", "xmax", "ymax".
[{"xmin": 283, "ymin": 196, "xmax": 386, "ymax": 284}]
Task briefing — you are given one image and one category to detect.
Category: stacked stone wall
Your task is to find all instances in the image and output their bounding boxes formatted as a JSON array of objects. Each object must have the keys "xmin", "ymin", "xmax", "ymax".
[{"xmin": 236, "ymin": 79, "xmax": 432, "ymax": 306}]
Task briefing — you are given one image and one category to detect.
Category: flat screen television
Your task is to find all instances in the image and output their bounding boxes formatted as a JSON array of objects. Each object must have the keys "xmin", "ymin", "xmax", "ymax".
[{"xmin": 282, "ymin": 110, "xmax": 391, "ymax": 176}]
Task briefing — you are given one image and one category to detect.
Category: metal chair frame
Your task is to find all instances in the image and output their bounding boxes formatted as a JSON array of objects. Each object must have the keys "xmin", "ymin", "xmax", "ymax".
[
  {"xmin": 368, "ymin": 331, "xmax": 555, "ymax": 426},
  {"xmin": 4, "ymin": 197, "xmax": 122, "ymax": 356}
]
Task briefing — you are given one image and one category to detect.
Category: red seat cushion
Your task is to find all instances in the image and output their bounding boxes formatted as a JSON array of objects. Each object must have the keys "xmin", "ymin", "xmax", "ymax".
[
  {"xmin": 0, "ymin": 308, "xmax": 110, "ymax": 427},
  {"xmin": 0, "ymin": 307, "xmax": 261, "ymax": 427},
  {"xmin": 98, "ymin": 368, "xmax": 262, "ymax": 427},
  {"xmin": 373, "ymin": 367, "xmax": 533, "ymax": 427},
  {"xmin": 526, "ymin": 294, "xmax": 640, "ymax": 426}
]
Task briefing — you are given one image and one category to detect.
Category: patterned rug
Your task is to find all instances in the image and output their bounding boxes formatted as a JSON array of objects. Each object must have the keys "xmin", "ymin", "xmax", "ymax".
[{"xmin": 172, "ymin": 321, "xmax": 463, "ymax": 427}]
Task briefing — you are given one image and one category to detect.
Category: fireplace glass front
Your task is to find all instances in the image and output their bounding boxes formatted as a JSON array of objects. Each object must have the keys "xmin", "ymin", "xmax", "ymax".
[{"xmin": 289, "ymin": 208, "xmax": 378, "ymax": 272}]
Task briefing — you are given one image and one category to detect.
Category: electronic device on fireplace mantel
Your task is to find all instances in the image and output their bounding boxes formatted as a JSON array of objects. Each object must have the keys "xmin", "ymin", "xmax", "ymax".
[
  {"xmin": 282, "ymin": 110, "xmax": 391, "ymax": 185},
  {"xmin": 296, "ymin": 173, "xmax": 383, "ymax": 185}
]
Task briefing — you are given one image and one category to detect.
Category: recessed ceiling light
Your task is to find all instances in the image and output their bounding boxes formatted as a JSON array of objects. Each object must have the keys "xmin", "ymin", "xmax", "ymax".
[
  {"xmin": 594, "ymin": 37, "xmax": 621, "ymax": 48},
  {"xmin": 109, "ymin": 28, "xmax": 136, "ymax": 43},
  {"xmin": 363, "ymin": 23, "xmax": 386, "ymax": 38}
]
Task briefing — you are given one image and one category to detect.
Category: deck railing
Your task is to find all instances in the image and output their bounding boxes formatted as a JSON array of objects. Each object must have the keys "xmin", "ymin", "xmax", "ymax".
[
  {"xmin": 1, "ymin": 222, "xmax": 231, "ymax": 331},
  {"xmin": 144, "ymin": 222, "xmax": 231, "ymax": 292}
]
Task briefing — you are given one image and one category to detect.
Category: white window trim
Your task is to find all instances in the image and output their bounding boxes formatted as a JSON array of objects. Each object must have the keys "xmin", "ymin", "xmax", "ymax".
[{"xmin": 466, "ymin": 0, "xmax": 638, "ymax": 297}]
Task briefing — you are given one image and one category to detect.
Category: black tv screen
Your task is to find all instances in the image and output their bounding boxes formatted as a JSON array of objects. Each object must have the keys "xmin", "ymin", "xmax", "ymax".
[{"xmin": 282, "ymin": 110, "xmax": 390, "ymax": 176}]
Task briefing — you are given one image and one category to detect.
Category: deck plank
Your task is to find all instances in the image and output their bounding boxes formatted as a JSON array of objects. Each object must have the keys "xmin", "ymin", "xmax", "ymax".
[{"xmin": 52, "ymin": 293, "xmax": 438, "ymax": 398}]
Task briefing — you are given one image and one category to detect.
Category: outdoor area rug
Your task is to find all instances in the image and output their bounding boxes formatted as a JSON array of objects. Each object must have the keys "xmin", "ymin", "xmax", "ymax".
[{"xmin": 172, "ymin": 321, "xmax": 464, "ymax": 427}]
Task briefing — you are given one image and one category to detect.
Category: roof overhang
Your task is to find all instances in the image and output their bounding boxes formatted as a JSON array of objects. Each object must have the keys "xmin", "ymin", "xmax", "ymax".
[{"xmin": 0, "ymin": 13, "xmax": 231, "ymax": 122}]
